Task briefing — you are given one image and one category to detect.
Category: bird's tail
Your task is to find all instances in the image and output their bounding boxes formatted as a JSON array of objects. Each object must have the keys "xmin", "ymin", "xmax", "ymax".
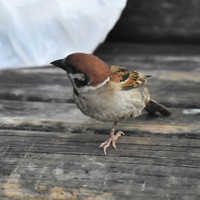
[{"xmin": 145, "ymin": 99, "xmax": 171, "ymax": 115}]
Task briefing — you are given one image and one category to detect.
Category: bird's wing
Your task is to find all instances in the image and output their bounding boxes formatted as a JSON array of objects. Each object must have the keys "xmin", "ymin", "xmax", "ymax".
[{"xmin": 110, "ymin": 66, "xmax": 151, "ymax": 90}]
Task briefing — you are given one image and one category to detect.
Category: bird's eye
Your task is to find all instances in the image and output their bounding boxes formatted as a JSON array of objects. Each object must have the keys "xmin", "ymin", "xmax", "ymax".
[{"xmin": 71, "ymin": 65, "xmax": 77, "ymax": 73}]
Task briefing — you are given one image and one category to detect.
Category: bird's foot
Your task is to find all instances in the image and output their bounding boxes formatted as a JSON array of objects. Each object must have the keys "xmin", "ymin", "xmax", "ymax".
[{"xmin": 99, "ymin": 131, "xmax": 125, "ymax": 155}]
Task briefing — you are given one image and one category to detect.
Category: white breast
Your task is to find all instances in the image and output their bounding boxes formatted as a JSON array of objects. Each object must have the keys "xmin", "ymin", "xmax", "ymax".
[{"xmin": 73, "ymin": 82, "xmax": 150, "ymax": 122}]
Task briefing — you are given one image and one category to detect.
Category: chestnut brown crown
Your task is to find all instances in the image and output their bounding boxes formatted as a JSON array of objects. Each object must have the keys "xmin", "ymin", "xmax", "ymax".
[{"xmin": 51, "ymin": 53, "xmax": 112, "ymax": 87}]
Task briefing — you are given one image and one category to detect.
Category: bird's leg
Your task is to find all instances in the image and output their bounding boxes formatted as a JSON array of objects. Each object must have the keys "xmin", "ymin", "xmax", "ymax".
[{"xmin": 99, "ymin": 122, "xmax": 125, "ymax": 155}]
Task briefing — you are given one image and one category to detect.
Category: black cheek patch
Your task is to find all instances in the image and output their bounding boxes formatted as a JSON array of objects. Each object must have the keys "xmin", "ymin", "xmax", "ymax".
[
  {"xmin": 74, "ymin": 73, "xmax": 90, "ymax": 88},
  {"xmin": 74, "ymin": 78, "xmax": 88, "ymax": 88}
]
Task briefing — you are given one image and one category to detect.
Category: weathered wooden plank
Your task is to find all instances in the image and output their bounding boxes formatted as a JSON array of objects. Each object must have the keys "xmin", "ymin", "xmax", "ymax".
[
  {"xmin": 0, "ymin": 100, "xmax": 200, "ymax": 137},
  {"xmin": 0, "ymin": 67, "xmax": 73, "ymax": 103},
  {"xmin": 0, "ymin": 43, "xmax": 200, "ymax": 200},
  {"xmin": 1, "ymin": 130, "xmax": 200, "ymax": 163},
  {"xmin": 2, "ymin": 141, "xmax": 200, "ymax": 165},
  {"xmin": 0, "ymin": 43, "xmax": 200, "ymax": 108},
  {"xmin": 2, "ymin": 153, "xmax": 200, "ymax": 169},
  {"xmin": 0, "ymin": 130, "xmax": 200, "ymax": 157},
  {"xmin": 1, "ymin": 132, "xmax": 200, "ymax": 153},
  {"xmin": 1, "ymin": 130, "xmax": 200, "ymax": 200},
  {"xmin": 1, "ymin": 161, "xmax": 200, "ymax": 182},
  {"xmin": 0, "ymin": 181, "xmax": 198, "ymax": 200}
]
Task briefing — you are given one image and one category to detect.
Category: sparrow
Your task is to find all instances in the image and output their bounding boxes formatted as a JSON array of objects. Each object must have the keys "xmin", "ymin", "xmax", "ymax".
[{"xmin": 51, "ymin": 53, "xmax": 171, "ymax": 155}]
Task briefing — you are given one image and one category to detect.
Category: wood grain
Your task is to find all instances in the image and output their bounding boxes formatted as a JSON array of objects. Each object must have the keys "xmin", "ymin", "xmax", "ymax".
[
  {"xmin": 0, "ymin": 100, "xmax": 200, "ymax": 138},
  {"xmin": 1, "ymin": 43, "xmax": 200, "ymax": 199},
  {"xmin": 1, "ymin": 130, "xmax": 200, "ymax": 200}
]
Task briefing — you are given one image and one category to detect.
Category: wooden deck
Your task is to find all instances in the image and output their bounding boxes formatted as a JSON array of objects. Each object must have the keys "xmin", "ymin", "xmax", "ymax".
[{"xmin": 0, "ymin": 43, "xmax": 200, "ymax": 200}]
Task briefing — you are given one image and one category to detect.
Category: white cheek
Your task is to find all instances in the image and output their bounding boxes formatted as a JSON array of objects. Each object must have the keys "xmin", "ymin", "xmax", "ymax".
[{"xmin": 69, "ymin": 73, "xmax": 85, "ymax": 81}]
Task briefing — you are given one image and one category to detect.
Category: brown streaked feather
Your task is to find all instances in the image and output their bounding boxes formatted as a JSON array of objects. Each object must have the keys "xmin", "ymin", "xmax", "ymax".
[
  {"xmin": 110, "ymin": 65, "xmax": 125, "ymax": 73},
  {"xmin": 110, "ymin": 65, "xmax": 151, "ymax": 90}
]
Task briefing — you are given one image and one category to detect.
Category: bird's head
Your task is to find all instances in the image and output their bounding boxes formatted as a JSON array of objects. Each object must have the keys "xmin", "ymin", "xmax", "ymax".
[{"xmin": 51, "ymin": 53, "xmax": 112, "ymax": 93}]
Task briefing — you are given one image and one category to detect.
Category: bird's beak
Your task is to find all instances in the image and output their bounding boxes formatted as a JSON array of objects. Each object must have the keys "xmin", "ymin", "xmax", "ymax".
[{"xmin": 50, "ymin": 59, "xmax": 66, "ymax": 70}]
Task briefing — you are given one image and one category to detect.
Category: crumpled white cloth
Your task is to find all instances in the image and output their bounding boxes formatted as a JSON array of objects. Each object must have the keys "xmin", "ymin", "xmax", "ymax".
[{"xmin": 0, "ymin": 0, "xmax": 126, "ymax": 68}]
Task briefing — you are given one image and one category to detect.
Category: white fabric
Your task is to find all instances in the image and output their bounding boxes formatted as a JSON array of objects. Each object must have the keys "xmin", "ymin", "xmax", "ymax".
[{"xmin": 0, "ymin": 0, "xmax": 126, "ymax": 68}]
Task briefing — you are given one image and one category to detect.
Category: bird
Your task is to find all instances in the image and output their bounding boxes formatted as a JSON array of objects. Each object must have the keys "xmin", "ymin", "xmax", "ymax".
[{"xmin": 51, "ymin": 53, "xmax": 171, "ymax": 155}]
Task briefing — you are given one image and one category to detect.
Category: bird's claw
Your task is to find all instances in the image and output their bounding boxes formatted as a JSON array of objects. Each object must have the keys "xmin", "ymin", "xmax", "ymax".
[{"xmin": 99, "ymin": 131, "xmax": 125, "ymax": 155}]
